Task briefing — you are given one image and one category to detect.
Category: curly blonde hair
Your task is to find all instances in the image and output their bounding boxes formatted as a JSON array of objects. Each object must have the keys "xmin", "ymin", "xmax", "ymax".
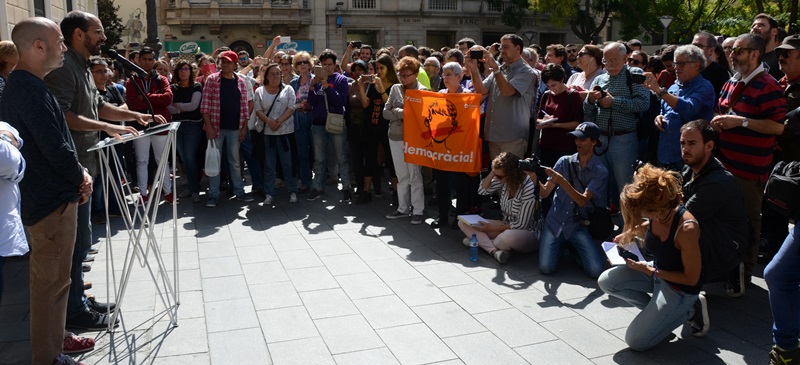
[{"xmin": 619, "ymin": 164, "xmax": 683, "ymax": 244}]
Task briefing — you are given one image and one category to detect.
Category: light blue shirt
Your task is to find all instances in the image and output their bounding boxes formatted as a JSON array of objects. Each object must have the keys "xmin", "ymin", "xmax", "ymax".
[
  {"xmin": 657, "ymin": 75, "xmax": 716, "ymax": 164},
  {"xmin": 0, "ymin": 121, "xmax": 28, "ymax": 257},
  {"xmin": 545, "ymin": 153, "xmax": 608, "ymax": 240}
]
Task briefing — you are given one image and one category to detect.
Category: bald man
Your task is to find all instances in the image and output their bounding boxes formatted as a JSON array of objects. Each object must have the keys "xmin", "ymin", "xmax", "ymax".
[{"xmin": 0, "ymin": 17, "xmax": 90, "ymax": 365}]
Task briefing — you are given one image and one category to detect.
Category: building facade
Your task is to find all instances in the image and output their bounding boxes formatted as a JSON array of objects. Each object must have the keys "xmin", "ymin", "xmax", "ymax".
[
  {"xmin": 1, "ymin": 0, "xmax": 97, "ymax": 40},
  {"xmin": 158, "ymin": 0, "xmax": 587, "ymax": 57}
]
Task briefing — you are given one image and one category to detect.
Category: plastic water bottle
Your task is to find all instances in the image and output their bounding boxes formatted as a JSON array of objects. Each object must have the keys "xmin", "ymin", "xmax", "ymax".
[{"xmin": 469, "ymin": 234, "xmax": 479, "ymax": 262}]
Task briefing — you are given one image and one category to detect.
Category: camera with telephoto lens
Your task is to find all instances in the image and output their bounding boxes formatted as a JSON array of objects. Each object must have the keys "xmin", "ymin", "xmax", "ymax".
[{"xmin": 518, "ymin": 155, "xmax": 546, "ymax": 178}]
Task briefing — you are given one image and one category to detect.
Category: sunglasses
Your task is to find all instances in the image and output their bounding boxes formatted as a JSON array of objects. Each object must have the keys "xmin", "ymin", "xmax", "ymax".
[
  {"xmin": 567, "ymin": 49, "xmax": 578, "ymax": 53},
  {"xmin": 730, "ymin": 46, "xmax": 754, "ymax": 55},
  {"xmin": 296, "ymin": 60, "xmax": 310, "ymax": 65},
  {"xmin": 178, "ymin": 67, "xmax": 191, "ymax": 71},
  {"xmin": 628, "ymin": 58, "xmax": 643, "ymax": 66},
  {"xmin": 239, "ymin": 57, "xmax": 248, "ymax": 61}
]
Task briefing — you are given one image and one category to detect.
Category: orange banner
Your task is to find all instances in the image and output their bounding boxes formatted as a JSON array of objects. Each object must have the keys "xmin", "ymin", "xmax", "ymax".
[{"xmin": 403, "ymin": 89, "xmax": 482, "ymax": 173}]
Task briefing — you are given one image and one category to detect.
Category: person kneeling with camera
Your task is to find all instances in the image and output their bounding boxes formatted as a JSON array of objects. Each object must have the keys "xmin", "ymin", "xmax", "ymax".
[
  {"xmin": 457, "ymin": 152, "xmax": 539, "ymax": 264},
  {"xmin": 537, "ymin": 122, "xmax": 609, "ymax": 278}
]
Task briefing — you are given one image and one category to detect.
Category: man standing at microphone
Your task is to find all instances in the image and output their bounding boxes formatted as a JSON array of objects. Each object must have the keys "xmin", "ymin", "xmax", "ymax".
[{"xmin": 44, "ymin": 10, "xmax": 165, "ymax": 332}]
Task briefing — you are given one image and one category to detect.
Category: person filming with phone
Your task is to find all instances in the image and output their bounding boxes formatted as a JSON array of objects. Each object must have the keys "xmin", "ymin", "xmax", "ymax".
[{"xmin": 537, "ymin": 122, "xmax": 609, "ymax": 278}]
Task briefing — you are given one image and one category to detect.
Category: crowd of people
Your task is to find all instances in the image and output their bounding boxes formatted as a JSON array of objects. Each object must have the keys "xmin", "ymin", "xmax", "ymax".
[{"xmin": 0, "ymin": 10, "xmax": 799, "ymax": 365}]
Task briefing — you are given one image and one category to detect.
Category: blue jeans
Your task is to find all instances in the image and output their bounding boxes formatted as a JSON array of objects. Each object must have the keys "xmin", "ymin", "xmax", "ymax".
[
  {"xmin": 599, "ymin": 132, "xmax": 638, "ymax": 205},
  {"xmin": 311, "ymin": 125, "xmax": 351, "ymax": 192},
  {"xmin": 294, "ymin": 111, "xmax": 313, "ymax": 188},
  {"xmin": 176, "ymin": 121, "xmax": 204, "ymax": 194},
  {"xmin": 208, "ymin": 129, "xmax": 245, "ymax": 199},
  {"xmin": 240, "ymin": 131, "xmax": 264, "ymax": 192},
  {"xmin": 598, "ymin": 266, "xmax": 697, "ymax": 351},
  {"xmin": 67, "ymin": 197, "xmax": 92, "ymax": 317},
  {"xmin": 538, "ymin": 225, "xmax": 606, "ymax": 278},
  {"xmin": 765, "ymin": 225, "xmax": 800, "ymax": 350},
  {"xmin": 263, "ymin": 134, "xmax": 298, "ymax": 196}
]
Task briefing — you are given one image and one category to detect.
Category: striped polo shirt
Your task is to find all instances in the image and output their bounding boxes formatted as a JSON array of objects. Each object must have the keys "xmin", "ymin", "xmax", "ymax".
[{"xmin": 716, "ymin": 65, "xmax": 787, "ymax": 182}]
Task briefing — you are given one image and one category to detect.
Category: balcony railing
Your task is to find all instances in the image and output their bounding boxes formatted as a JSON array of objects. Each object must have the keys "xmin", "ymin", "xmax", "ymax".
[
  {"xmin": 270, "ymin": 0, "xmax": 291, "ymax": 6},
  {"xmin": 428, "ymin": 0, "xmax": 457, "ymax": 10},
  {"xmin": 487, "ymin": 1, "xmax": 507, "ymax": 12},
  {"xmin": 351, "ymin": 0, "xmax": 376, "ymax": 9}
]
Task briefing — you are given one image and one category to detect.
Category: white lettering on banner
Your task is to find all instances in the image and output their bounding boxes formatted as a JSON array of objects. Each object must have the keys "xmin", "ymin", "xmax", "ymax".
[{"xmin": 404, "ymin": 142, "xmax": 475, "ymax": 163}]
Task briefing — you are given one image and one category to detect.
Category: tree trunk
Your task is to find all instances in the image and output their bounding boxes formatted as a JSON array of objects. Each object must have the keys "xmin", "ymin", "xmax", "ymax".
[{"xmin": 791, "ymin": 0, "xmax": 799, "ymax": 34}]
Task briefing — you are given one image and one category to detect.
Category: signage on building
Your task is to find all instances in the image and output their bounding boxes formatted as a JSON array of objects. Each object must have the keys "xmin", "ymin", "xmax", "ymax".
[
  {"xmin": 164, "ymin": 41, "xmax": 214, "ymax": 54},
  {"xmin": 266, "ymin": 40, "xmax": 314, "ymax": 53}
]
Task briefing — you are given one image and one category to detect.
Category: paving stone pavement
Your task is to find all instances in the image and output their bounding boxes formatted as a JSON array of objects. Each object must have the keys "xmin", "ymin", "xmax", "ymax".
[{"xmin": 0, "ymin": 189, "xmax": 774, "ymax": 364}]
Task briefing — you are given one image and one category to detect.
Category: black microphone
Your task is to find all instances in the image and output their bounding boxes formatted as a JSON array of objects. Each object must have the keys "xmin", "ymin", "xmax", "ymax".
[{"xmin": 107, "ymin": 49, "xmax": 147, "ymax": 78}]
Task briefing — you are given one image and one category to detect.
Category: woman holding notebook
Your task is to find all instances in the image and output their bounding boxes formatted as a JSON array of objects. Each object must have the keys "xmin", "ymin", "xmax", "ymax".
[{"xmin": 457, "ymin": 152, "xmax": 538, "ymax": 264}]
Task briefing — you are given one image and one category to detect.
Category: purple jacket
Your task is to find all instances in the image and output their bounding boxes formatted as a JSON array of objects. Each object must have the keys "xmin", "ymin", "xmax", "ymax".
[{"xmin": 307, "ymin": 72, "xmax": 349, "ymax": 126}]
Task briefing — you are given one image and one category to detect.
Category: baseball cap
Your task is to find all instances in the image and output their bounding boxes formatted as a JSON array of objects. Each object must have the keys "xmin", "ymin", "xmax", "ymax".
[
  {"xmin": 776, "ymin": 34, "xmax": 800, "ymax": 51},
  {"xmin": 568, "ymin": 122, "xmax": 601, "ymax": 141},
  {"xmin": 219, "ymin": 50, "xmax": 239, "ymax": 64}
]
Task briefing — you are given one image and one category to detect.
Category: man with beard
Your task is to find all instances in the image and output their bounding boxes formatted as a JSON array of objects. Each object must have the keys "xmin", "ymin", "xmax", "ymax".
[
  {"xmin": 45, "ymin": 10, "xmax": 165, "ymax": 332},
  {"xmin": 751, "ymin": 13, "xmax": 784, "ymax": 81},
  {"xmin": 693, "ymin": 31, "xmax": 730, "ymax": 102},
  {"xmin": 566, "ymin": 43, "xmax": 580, "ymax": 72},
  {"xmin": 710, "ymin": 33, "xmax": 786, "ymax": 297},
  {"xmin": 678, "ymin": 120, "xmax": 749, "ymax": 336}
]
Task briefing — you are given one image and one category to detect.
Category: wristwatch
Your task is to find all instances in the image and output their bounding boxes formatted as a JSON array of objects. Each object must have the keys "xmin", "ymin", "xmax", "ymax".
[
  {"xmin": 657, "ymin": 89, "xmax": 668, "ymax": 98},
  {"xmin": 741, "ymin": 118, "xmax": 749, "ymax": 128}
]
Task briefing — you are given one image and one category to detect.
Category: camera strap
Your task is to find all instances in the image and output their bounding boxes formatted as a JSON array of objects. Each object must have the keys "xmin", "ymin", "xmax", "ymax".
[{"xmin": 567, "ymin": 157, "xmax": 597, "ymax": 210}]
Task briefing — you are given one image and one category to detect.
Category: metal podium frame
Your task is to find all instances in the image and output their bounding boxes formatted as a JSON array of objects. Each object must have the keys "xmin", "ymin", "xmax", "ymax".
[{"xmin": 88, "ymin": 122, "xmax": 181, "ymax": 337}]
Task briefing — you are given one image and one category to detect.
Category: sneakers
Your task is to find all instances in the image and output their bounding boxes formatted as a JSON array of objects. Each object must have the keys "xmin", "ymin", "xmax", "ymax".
[
  {"xmin": 87, "ymin": 247, "xmax": 99, "ymax": 255},
  {"xmin": 410, "ymin": 214, "xmax": 423, "ymax": 225},
  {"xmin": 494, "ymin": 250, "xmax": 510, "ymax": 264},
  {"xmin": 769, "ymin": 345, "xmax": 800, "ymax": 365},
  {"xmin": 52, "ymin": 354, "xmax": 84, "ymax": 365},
  {"xmin": 725, "ymin": 262, "xmax": 745, "ymax": 298},
  {"xmin": 355, "ymin": 192, "xmax": 372, "ymax": 204},
  {"xmin": 191, "ymin": 193, "xmax": 201, "ymax": 203},
  {"xmin": 63, "ymin": 332, "xmax": 94, "ymax": 354},
  {"xmin": 83, "ymin": 254, "xmax": 95, "ymax": 263},
  {"xmin": 264, "ymin": 194, "xmax": 275, "ymax": 205},
  {"xmin": 82, "ymin": 263, "xmax": 91, "ymax": 272},
  {"xmin": 137, "ymin": 194, "xmax": 149, "ymax": 206},
  {"xmin": 342, "ymin": 190, "xmax": 352, "ymax": 202},
  {"xmin": 307, "ymin": 189, "xmax": 322, "ymax": 201},
  {"xmin": 236, "ymin": 194, "xmax": 255, "ymax": 203},
  {"xmin": 687, "ymin": 293, "xmax": 710, "ymax": 337},
  {"xmin": 83, "ymin": 281, "xmax": 92, "ymax": 290},
  {"xmin": 65, "ymin": 308, "xmax": 119, "ymax": 331},
  {"xmin": 386, "ymin": 210, "xmax": 409, "ymax": 219},
  {"xmin": 163, "ymin": 192, "xmax": 174, "ymax": 204},
  {"xmin": 289, "ymin": 193, "xmax": 298, "ymax": 203},
  {"xmin": 87, "ymin": 297, "xmax": 116, "ymax": 313},
  {"xmin": 205, "ymin": 197, "xmax": 218, "ymax": 208}
]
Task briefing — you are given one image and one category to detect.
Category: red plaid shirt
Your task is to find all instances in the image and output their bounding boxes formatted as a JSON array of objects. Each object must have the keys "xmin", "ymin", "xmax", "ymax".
[{"xmin": 200, "ymin": 72, "xmax": 250, "ymax": 138}]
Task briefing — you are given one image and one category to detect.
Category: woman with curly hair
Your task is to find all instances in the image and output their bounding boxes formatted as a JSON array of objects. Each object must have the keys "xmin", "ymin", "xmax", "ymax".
[
  {"xmin": 598, "ymin": 164, "xmax": 708, "ymax": 351},
  {"xmin": 457, "ymin": 152, "xmax": 538, "ymax": 263}
]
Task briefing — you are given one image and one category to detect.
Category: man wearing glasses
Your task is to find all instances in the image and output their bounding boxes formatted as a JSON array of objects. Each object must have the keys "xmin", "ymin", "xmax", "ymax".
[
  {"xmin": 583, "ymin": 42, "xmax": 650, "ymax": 207},
  {"xmin": 643, "ymin": 45, "xmax": 715, "ymax": 172},
  {"xmin": 693, "ymin": 30, "xmax": 730, "ymax": 102},
  {"xmin": 566, "ymin": 43, "xmax": 580, "ymax": 72},
  {"xmin": 710, "ymin": 33, "xmax": 786, "ymax": 297}
]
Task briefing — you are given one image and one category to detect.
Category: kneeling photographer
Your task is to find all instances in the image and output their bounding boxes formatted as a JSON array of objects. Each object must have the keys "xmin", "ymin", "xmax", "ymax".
[
  {"xmin": 457, "ymin": 152, "xmax": 539, "ymax": 264},
  {"xmin": 537, "ymin": 122, "xmax": 609, "ymax": 278}
]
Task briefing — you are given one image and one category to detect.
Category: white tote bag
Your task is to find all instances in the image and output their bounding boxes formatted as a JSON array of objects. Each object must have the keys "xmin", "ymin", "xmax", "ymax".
[{"xmin": 204, "ymin": 139, "xmax": 221, "ymax": 177}]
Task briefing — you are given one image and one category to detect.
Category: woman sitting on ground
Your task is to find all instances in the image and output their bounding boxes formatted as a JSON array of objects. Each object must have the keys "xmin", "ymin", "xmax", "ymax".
[
  {"xmin": 457, "ymin": 152, "xmax": 538, "ymax": 263},
  {"xmin": 598, "ymin": 164, "xmax": 707, "ymax": 351}
]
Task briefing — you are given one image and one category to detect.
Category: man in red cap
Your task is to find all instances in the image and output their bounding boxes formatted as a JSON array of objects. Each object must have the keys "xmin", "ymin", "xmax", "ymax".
[{"xmin": 200, "ymin": 50, "xmax": 255, "ymax": 207}]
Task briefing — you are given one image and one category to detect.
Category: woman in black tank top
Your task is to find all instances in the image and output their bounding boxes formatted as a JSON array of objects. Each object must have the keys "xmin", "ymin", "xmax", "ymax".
[{"xmin": 597, "ymin": 164, "xmax": 707, "ymax": 351}]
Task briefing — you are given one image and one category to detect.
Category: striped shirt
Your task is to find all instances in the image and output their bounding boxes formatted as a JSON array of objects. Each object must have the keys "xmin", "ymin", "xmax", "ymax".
[
  {"xmin": 200, "ymin": 72, "xmax": 250, "ymax": 139},
  {"xmin": 583, "ymin": 65, "xmax": 650, "ymax": 133},
  {"xmin": 478, "ymin": 174, "xmax": 537, "ymax": 231},
  {"xmin": 716, "ymin": 65, "xmax": 787, "ymax": 182}
]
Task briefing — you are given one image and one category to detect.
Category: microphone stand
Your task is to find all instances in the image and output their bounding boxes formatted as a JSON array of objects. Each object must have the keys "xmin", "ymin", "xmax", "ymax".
[{"xmin": 125, "ymin": 69, "xmax": 159, "ymax": 130}]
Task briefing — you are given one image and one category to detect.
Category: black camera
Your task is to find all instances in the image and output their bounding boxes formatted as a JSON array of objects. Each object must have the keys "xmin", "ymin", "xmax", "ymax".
[
  {"xmin": 518, "ymin": 155, "xmax": 546, "ymax": 178},
  {"xmin": 351, "ymin": 41, "xmax": 362, "ymax": 48},
  {"xmin": 592, "ymin": 85, "xmax": 607, "ymax": 99}
]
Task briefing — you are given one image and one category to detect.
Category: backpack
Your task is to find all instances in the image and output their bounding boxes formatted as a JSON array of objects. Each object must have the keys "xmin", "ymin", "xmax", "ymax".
[{"xmin": 765, "ymin": 161, "xmax": 800, "ymax": 220}]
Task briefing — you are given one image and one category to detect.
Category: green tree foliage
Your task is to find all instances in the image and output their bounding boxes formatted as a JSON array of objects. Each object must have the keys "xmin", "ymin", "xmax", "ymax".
[
  {"xmin": 486, "ymin": 0, "xmax": 616, "ymax": 44},
  {"xmin": 711, "ymin": 0, "xmax": 800, "ymax": 37},
  {"xmin": 613, "ymin": 0, "xmax": 737, "ymax": 44},
  {"xmin": 97, "ymin": 0, "xmax": 124, "ymax": 52}
]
